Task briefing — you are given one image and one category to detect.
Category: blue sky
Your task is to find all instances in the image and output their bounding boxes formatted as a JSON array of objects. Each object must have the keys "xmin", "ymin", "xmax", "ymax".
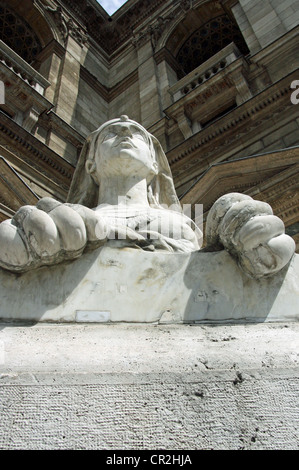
[{"xmin": 96, "ymin": 0, "xmax": 129, "ymax": 15}]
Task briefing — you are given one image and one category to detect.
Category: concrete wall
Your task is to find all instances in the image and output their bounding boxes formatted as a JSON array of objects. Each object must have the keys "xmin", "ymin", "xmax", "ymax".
[{"xmin": 0, "ymin": 322, "xmax": 298, "ymax": 450}]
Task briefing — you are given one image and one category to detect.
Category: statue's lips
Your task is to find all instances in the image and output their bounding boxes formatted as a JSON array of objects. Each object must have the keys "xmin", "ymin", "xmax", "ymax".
[{"xmin": 113, "ymin": 139, "xmax": 137, "ymax": 149}]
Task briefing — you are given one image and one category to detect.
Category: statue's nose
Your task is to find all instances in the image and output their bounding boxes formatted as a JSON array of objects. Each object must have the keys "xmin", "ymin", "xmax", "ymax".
[{"xmin": 120, "ymin": 126, "xmax": 133, "ymax": 137}]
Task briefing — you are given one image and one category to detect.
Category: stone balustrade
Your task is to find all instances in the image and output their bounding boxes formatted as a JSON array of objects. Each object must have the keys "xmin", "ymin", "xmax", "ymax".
[
  {"xmin": 169, "ymin": 43, "xmax": 241, "ymax": 102},
  {"xmin": 0, "ymin": 40, "xmax": 50, "ymax": 95}
]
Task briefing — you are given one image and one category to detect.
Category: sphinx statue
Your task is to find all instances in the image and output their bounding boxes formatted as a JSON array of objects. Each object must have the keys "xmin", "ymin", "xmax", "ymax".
[{"xmin": 0, "ymin": 115, "xmax": 295, "ymax": 280}]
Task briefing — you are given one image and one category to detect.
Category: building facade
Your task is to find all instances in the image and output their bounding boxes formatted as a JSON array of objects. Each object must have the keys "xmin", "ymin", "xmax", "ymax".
[{"xmin": 0, "ymin": 0, "xmax": 298, "ymax": 249}]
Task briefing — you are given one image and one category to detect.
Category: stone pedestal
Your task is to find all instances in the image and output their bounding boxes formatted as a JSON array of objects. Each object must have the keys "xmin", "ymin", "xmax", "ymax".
[
  {"xmin": 1, "ymin": 245, "xmax": 298, "ymax": 450},
  {"xmin": 0, "ymin": 322, "xmax": 298, "ymax": 450},
  {"xmin": 0, "ymin": 245, "xmax": 298, "ymax": 324}
]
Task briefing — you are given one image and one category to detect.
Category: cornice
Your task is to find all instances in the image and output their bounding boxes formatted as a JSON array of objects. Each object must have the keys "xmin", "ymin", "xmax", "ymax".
[
  {"xmin": 0, "ymin": 112, "xmax": 74, "ymax": 189},
  {"xmin": 39, "ymin": 110, "xmax": 86, "ymax": 149},
  {"xmin": 0, "ymin": 156, "xmax": 39, "ymax": 210},
  {"xmin": 60, "ymin": 0, "xmax": 166, "ymax": 54},
  {"xmin": 167, "ymin": 72, "xmax": 297, "ymax": 171},
  {"xmin": 180, "ymin": 147, "xmax": 299, "ymax": 209}
]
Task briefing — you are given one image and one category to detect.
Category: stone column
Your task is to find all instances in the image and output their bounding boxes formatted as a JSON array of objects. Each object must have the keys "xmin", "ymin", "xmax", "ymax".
[
  {"xmin": 231, "ymin": 2, "xmax": 261, "ymax": 54},
  {"xmin": 156, "ymin": 61, "xmax": 173, "ymax": 110},
  {"xmin": 135, "ymin": 37, "xmax": 162, "ymax": 128},
  {"xmin": 37, "ymin": 41, "xmax": 65, "ymax": 106},
  {"xmin": 38, "ymin": 35, "xmax": 84, "ymax": 162},
  {"xmin": 155, "ymin": 51, "xmax": 178, "ymax": 111},
  {"xmin": 54, "ymin": 35, "xmax": 82, "ymax": 125},
  {"xmin": 238, "ymin": 0, "xmax": 286, "ymax": 49}
]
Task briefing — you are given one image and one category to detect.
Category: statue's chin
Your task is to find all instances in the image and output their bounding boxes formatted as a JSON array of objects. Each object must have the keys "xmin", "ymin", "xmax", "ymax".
[{"xmin": 101, "ymin": 154, "xmax": 153, "ymax": 179}]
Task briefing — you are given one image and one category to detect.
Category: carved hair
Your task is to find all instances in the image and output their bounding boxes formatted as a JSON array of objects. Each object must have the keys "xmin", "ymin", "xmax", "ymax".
[{"xmin": 67, "ymin": 116, "xmax": 181, "ymax": 211}]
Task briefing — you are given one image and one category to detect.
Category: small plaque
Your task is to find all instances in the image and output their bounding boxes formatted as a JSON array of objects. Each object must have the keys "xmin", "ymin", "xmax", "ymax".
[{"xmin": 76, "ymin": 310, "xmax": 111, "ymax": 323}]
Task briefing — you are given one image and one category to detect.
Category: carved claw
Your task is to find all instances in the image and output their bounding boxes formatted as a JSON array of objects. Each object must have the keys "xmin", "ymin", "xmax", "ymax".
[{"xmin": 206, "ymin": 193, "xmax": 295, "ymax": 278}]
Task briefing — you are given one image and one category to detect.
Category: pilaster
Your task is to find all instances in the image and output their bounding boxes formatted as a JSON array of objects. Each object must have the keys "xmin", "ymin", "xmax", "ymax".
[
  {"xmin": 54, "ymin": 35, "xmax": 82, "ymax": 125},
  {"xmin": 135, "ymin": 37, "xmax": 162, "ymax": 128},
  {"xmin": 238, "ymin": 0, "xmax": 286, "ymax": 49}
]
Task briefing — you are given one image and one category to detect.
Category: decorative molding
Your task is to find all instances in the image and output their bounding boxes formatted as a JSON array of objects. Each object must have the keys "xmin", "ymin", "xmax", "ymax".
[
  {"xmin": 179, "ymin": 149, "xmax": 299, "ymax": 229},
  {"xmin": 66, "ymin": 18, "xmax": 88, "ymax": 47},
  {"xmin": 38, "ymin": 110, "xmax": 85, "ymax": 149},
  {"xmin": 167, "ymin": 76, "xmax": 294, "ymax": 168},
  {"xmin": 23, "ymin": 107, "xmax": 40, "ymax": 133},
  {"xmin": 180, "ymin": 0, "xmax": 193, "ymax": 12},
  {"xmin": 0, "ymin": 112, "xmax": 74, "ymax": 188},
  {"xmin": 173, "ymin": 110, "xmax": 193, "ymax": 139},
  {"xmin": 154, "ymin": 47, "xmax": 181, "ymax": 72},
  {"xmin": 34, "ymin": 0, "xmax": 68, "ymax": 44},
  {"xmin": 36, "ymin": 1, "xmax": 88, "ymax": 47},
  {"xmin": 60, "ymin": 0, "xmax": 165, "ymax": 54},
  {"xmin": 132, "ymin": 11, "xmax": 176, "ymax": 51}
]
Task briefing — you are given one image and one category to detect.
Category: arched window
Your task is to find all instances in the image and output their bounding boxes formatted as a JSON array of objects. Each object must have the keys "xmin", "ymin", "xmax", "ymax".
[
  {"xmin": 0, "ymin": 2, "xmax": 42, "ymax": 64},
  {"xmin": 177, "ymin": 14, "xmax": 249, "ymax": 75}
]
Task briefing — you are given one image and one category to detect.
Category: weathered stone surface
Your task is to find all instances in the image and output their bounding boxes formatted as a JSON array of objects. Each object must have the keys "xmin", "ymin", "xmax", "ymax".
[
  {"xmin": 206, "ymin": 193, "xmax": 296, "ymax": 279},
  {"xmin": 0, "ymin": 322, "xmax": 298, "ymax": 450},
  {"xmin": 0, "ymin": 244, "xmax": 298, "ymax": 324}
]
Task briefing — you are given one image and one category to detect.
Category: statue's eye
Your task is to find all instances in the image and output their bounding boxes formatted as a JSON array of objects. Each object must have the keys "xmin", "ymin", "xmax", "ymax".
[
  {"xmin": 134, "ymin": 131, "xmax": 146, "ymax": 141},
  {"xmin": 102, "ymin": 132, "xmax": 116, "ymax": 142}
]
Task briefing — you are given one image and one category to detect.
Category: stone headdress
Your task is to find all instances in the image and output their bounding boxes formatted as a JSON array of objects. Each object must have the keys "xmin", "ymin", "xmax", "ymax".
[{"xmin": 67, "ymin": 116, "xmax": 181, "ymax": 211}]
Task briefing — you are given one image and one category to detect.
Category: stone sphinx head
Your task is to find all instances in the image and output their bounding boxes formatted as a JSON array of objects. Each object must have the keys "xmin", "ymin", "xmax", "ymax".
[{"xmin": 67, "ymin": 115, "xmax": 181, "ymax": 211}]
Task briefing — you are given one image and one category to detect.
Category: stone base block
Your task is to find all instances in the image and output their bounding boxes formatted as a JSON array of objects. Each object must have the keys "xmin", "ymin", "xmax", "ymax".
[
  {"xmin": 0, "ymin": 246, "xmax": 298, "ymax": 323},
  {"xmin": 0, "ymin": 322, "xmax": 298, "ymax": 450}
]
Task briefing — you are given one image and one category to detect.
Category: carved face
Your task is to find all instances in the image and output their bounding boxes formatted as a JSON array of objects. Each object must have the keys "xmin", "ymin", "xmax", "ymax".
[{"xmin": 90, "ymin": 122, "xmax": 158, "ymax": 181}]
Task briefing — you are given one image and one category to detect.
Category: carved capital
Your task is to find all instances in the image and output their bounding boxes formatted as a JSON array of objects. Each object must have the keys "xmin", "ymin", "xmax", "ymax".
[
  {"xmin": 132, "ymin": 12, "xmax": 175, "ymax": 51},
  {"xmin": 36, "ymin": 1, "xmax": 88, "ymax": 46},
  {"xmin": 180, "ymin": 0, "xmax": 193, "ymax": 12},
  {"xmin": 66, "ymin": 19, "xmax": 88, "ymax": 47},
  {"xmin": 132, "ymin": 29, "xmax": 152, "ymax": 48}
]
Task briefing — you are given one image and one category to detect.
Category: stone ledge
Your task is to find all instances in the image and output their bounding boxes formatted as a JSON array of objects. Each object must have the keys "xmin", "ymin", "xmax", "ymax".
[
  {"xmin": 1, "ymin": 322, "xmax": 298, "ymax": 378},
  {"xmin": 0, "ymin": 322, "xmax": 298, "ymax": 450}
]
